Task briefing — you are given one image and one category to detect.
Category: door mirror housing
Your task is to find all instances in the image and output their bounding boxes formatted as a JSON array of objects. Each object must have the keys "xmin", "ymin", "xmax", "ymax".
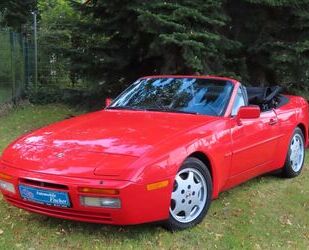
[{"xmin": 237, "ymin": 105, "xmax": 261, "ymax": 121}]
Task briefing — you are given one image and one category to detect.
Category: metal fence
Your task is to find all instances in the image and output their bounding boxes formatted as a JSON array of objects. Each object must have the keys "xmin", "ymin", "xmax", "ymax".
[{"xmin": 0, "ymin": 30, "xmax": 34, "ymax": 105}]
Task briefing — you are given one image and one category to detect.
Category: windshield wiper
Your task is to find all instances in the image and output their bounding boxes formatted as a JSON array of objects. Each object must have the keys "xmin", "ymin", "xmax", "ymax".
[
  {"xmin": 107, "ymin": 106, "xmax": 198, "ymax": 115},
  {"xmin": 167, "ymin": 109, "xmax": 199, "ymax": 115},
  {"xmin": 145, "ymin": 108, "xmax": 199, "ymax": 115},
  {"xmin": 106, "ymin": 106, "xmax": 145, "ymax": 111}
]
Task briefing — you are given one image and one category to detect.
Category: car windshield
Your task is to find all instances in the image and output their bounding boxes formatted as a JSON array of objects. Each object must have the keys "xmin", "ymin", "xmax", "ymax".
[{"xmin": 108, "ymin": 77, "xmax": 234, "ymax": 116}]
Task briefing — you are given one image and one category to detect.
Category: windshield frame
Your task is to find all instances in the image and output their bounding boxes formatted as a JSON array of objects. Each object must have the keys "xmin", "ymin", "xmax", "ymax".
[{"xmin": 107, "ymin": 77, "xmax": 235, "ymax": 117}]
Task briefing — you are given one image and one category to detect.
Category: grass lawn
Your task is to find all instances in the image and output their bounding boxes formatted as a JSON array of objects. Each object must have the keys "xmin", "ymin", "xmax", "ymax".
[{"xmin": 0, "ymin": 104, "xmax": 308, "ymax": 249}]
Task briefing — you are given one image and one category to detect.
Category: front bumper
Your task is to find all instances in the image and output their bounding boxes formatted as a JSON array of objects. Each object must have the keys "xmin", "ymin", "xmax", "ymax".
[{"xmin": 0, "ymin": 164, "xmax": 172, "ymax": 225}]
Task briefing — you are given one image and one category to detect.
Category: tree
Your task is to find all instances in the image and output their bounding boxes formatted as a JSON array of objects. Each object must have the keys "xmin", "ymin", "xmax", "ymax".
[
  {"xmin": 227, "ymin": 0, "xmax": 309, "ymax": 92},
  {"xmin": 72, "ymin": 0, "xmax": 241, "ymax": 95},
  {"xmin": 136, "ymin": 1, "xmax": 239, "ymax": 75},
  {"xmin": 3, "ymin": 0, "xmax": 307, "ymax": 104},
  {"xmin": 0, "ymin": 0, "xmax": 36, "ymax": 31},
  {"xmin": 37, "ymin": 0, "xmax": 78, "ymax": 87}
]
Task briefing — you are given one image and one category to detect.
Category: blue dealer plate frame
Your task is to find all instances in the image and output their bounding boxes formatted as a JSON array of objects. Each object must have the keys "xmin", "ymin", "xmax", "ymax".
[{"xmin": 19, "ymin": 185, "xmax": 71, "ymax": 208}]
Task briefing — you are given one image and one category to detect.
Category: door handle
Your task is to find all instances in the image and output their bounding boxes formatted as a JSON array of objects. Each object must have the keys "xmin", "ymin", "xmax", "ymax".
[{"xmin": 269, "ymin": 118, "xmax": 278, "ymax": 125}]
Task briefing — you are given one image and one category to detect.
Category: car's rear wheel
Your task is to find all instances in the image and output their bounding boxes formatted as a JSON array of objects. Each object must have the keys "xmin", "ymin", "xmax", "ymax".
[
  {"xmin": 165, "ymin": 157, "xmax": 212, "ymax": 231},
  {"xmin": 282, "ymin": 127, "xmax": 305, "ymax": 178}
]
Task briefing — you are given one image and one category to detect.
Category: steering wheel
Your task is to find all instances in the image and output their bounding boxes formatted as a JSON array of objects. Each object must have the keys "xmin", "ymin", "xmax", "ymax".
[{"xmin": 263, "ymin": 86, "xmax": 282, "ymax": 103}]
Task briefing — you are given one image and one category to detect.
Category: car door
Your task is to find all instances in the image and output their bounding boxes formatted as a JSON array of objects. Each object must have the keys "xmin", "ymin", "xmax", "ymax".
[{"xmin": 229, "ymin": 86, "xmax": 280, "ymax": 177}]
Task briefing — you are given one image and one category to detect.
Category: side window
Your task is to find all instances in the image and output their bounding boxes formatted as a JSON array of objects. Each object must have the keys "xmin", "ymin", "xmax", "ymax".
[{"xmin": 231, "ymin": 87, "xmax": 246, "ymax": 116}]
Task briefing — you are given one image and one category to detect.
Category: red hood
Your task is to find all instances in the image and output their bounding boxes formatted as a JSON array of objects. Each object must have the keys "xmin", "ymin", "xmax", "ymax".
[{"xmin": 2, "ymin": 110, "xmax": 217, "ymax": 179}]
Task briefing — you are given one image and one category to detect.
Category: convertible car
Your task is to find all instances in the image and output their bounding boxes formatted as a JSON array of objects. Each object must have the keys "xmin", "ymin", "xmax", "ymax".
[{"xmin": 0, "ymin": 76, "xmax": 308, "ymax": 230}]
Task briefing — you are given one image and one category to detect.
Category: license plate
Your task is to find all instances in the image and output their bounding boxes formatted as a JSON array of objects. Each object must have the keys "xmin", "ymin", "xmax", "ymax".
[{"xmin": 19, "ymin": 185, "xmax": 70, "ymax": 208}]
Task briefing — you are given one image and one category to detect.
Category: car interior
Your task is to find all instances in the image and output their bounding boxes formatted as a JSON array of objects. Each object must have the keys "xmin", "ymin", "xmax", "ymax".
[{"xmin": 244, "ymin": 85, "xmax": 289, "ymax": 112}]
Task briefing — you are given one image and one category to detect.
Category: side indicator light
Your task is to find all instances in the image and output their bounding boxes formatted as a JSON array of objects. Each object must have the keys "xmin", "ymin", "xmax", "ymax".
[
  {"xmin": 147, "ymin": 180, "xmax": 169, "ymax": 191},
  {"xmin": 0, "ymin": 172, "xmax": 13, "ymax": 180},
  {"xmin": 78, "ymin": 187, "xmax": 119, "ymax": 195}
]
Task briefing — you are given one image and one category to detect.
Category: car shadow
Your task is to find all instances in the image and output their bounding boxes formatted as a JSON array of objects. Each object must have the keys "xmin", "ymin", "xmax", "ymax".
[{"xmin": 30, "ymin": 213, "xmax": 163, "ymax": 238}]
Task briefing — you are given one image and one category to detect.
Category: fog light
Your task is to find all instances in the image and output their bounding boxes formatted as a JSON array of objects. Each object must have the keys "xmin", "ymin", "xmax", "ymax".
[
  {"xmin": 0, "ymin": 180, "xmax": 15, "ymax": 194},
  {"xmin": 80, "ymin": 196, "xmax": 121, "ymax": 208}
]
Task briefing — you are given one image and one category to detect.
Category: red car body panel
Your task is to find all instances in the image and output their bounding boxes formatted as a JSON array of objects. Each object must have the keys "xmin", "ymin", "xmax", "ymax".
[{"xmin": 0, "ymin": 75, "xmax": 308, "ymax": 225}]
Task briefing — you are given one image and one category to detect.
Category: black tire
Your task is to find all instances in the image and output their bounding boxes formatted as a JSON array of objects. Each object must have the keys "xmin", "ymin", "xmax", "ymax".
[
  {"xmin": 164, "ymin": 157, "xmax": 212, "ymax": 231},
  {"xmin": 282, "ymin": 127, "xmax": 305, "ymax": 178}
]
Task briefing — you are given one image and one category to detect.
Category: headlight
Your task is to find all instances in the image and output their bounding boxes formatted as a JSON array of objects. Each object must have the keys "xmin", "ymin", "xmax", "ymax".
[
  {"xmin": 0, "ymin": 180, "xmax": 16, "ymax": 194},
  {"xmin": 80, "ymin": 196, "xmax": 121, "ymax": 208}
]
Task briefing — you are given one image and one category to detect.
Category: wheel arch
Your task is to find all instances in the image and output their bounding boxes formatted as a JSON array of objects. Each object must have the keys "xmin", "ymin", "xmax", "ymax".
[
  {"xmin": 188, "ymin": 151, "xmax": 219, "ymax": 199},
  {"xmin": 297, "ymin": 123, "xmax": 307, "ymax": 145}
]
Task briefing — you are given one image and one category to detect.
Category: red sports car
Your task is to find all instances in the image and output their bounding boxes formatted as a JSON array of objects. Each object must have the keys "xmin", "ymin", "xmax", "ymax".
[{"xmin": 0, "ymin": 76, "xmax": 308, "ymax": 230}]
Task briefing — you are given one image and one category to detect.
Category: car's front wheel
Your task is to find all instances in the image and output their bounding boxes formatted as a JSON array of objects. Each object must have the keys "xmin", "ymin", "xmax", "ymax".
[
  {"xmin": 282, "ymin": 127, "xmax": 305, "ymax": 178},
  {"xmin": 165, "ymin": 157, "xmax": 212, "ymax": 231}
]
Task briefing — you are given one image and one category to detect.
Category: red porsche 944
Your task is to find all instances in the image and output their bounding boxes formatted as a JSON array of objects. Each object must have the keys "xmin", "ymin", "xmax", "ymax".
[{"xmin": 0, "ymin": 76, "xmax": 308, "ymax": 230}]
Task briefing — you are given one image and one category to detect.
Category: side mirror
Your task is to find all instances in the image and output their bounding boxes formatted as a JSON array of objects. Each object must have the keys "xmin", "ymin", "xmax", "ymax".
[
  {"xmin": 105, "ymin": 98, "xmax": 112, "ymax": 107},
  {"xmin": 236, "ymin": 106, "xmax": 260, "ymax": 125}
]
